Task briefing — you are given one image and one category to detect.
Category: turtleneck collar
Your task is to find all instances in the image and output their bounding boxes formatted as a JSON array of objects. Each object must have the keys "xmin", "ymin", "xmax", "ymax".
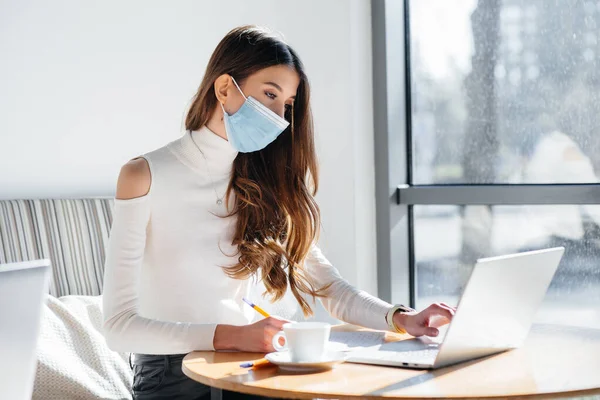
[{"xmin": 177, "ymin": 125, "xmax": 238, "ymax": 176}]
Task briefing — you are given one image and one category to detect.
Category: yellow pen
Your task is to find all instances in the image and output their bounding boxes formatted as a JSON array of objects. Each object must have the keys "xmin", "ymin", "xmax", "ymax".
[
  {"xmin": 242, "ymin": 297, "xmax": 270, "ymax": 318},
  {"xmin": 239, "ymin": 298, "xmax": 273, "ymax": 370}
]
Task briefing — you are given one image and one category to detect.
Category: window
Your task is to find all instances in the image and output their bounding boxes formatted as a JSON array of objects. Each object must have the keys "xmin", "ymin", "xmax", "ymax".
[
  {"xmin": 372, "ymin": 0, "xmax": 600, "ymax": 330},
  {"xmin": 410, "ymin": 0, "xmax": 600, "ymax": 185},
  {"xmin": 414, "ymin": 204, "xmax": 600, "ymax": 327}
]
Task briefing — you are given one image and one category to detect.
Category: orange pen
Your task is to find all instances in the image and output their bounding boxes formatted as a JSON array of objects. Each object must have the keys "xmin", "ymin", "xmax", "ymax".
[{"xmin": 239, "ymin": 358, "xmax": 272, "ymax": 369}]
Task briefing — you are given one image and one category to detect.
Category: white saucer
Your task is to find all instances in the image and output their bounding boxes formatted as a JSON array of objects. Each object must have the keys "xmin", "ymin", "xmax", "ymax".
[{"xmin": 264, "ymin": 351, "xmax": 348, "ymax": 372}]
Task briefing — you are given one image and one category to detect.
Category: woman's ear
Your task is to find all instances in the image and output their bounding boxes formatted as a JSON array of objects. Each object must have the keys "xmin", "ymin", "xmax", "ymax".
[{"xmin": 214, "ymin": 74, "xmax": 231, "ymax": 106}]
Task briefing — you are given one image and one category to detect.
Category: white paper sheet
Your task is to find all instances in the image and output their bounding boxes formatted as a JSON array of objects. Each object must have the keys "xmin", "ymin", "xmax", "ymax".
[{"xmin": 327, "ymin": 330, "xmax": 387, "ymax": 352}]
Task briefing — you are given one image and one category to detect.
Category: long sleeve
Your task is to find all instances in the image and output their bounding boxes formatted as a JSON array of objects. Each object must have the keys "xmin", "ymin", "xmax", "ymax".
[
  {"xmin": 101, "ymin": 195, "xmax": 217, "ymax": 354},
  {"xmin": 304, "ymin": 244, "xmax": 394, "ymax": 331}
]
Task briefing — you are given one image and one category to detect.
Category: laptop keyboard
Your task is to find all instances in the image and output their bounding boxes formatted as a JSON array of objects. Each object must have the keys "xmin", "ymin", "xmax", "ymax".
[
  {"xmin": 365, "ymin": 348, "xmax": 439, "ymax": 363},
  {"xmin": 348, "ymin": 340, "xmax": 440, "ymax": 366}
]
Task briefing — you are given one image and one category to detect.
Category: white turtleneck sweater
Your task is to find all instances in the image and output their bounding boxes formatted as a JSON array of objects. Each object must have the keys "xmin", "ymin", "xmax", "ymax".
[{"xmin": 102, "ymin": 126, "xmax": 394, "ymax": 355}]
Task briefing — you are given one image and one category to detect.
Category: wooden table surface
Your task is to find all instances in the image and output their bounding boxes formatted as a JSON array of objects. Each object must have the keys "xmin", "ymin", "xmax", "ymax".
[{"xmin": 182, "ymin": 324, "xmax": 600, "ymax": 399}]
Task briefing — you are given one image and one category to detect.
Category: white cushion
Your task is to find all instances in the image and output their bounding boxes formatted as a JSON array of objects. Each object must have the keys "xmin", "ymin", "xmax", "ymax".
[{"xmin": 32, "ymin": 295, "xmax": 132, "ymax": 400}]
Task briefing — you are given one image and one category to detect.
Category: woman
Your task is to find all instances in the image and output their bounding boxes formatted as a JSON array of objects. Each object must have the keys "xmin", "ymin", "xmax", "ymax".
[{"xmin": 102, "ymin": 25, "xmax": 455, "ymax": 400}]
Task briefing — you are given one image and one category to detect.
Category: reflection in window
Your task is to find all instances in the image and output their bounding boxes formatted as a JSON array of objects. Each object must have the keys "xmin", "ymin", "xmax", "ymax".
[
  {"xmin": 410, "ymin": 0, "xmax": 600, "ymax": 184},
  {"xmin": 414, "ymin": 205, "xmax": 600, "ymax": 328}
]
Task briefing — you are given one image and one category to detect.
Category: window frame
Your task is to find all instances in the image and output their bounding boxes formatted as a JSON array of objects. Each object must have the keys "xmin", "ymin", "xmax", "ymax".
[{"xmin": 372, "ymin": 0, "xmax": 600, "ymax": 308}]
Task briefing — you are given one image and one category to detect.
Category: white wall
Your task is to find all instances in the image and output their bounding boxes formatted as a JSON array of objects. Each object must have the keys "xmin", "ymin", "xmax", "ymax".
[{"xmin": 0, "ymin": 0, "xmax": 378, "ymax": 295}]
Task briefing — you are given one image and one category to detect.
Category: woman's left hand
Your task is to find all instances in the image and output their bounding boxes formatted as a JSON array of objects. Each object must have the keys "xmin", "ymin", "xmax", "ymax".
[{"xmin": 393, "ymin": 302, "xmax": 457, "ymax": 337}]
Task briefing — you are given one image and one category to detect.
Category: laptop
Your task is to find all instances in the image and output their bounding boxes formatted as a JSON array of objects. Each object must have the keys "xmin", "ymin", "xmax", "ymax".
[
  {"xmin": 0, "ymin": 259, "xmax": 51, "ymax": 400},
  {"xmin": 348, "ymin": 247, "xmax": 564, "ymax": 369}
]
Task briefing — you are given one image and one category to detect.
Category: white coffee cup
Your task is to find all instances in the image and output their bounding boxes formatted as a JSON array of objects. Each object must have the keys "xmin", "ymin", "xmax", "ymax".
[{"xmin": 271, "ymin": 322, "xmax": 331, "ymax": 362}]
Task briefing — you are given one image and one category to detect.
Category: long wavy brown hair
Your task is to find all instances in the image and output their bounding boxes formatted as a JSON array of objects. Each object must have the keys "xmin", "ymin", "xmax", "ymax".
[{"xmin": 185, "ymin": 25, "xmax": 326, "ymax": 316}]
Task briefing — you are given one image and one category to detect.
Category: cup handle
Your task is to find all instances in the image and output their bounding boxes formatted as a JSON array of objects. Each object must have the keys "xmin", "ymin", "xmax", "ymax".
[{"xmin": 272, "ymin": 331, "xmax": 287, "ymax": 352}]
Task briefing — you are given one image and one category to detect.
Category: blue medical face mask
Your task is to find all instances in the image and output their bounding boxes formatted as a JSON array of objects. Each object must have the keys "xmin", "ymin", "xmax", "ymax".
[{"xmin": 219, "ymin": 77, "xmax": 290, "ymax": 153}]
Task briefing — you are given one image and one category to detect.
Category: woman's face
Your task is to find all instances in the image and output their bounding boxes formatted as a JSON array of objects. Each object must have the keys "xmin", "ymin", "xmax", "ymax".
[{"xmin": 221, "ymin": 65, "xmax": 300, "ymax": 120}]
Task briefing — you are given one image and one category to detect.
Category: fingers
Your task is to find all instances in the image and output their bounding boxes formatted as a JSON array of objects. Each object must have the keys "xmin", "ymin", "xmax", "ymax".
[
  {"xmin": 425, "ymin": 327, "xmax": 440, "ymax": 337},
  {"xmin": 409, "ymin": 321, "xmax": 440, "ymax": 337},
  {"xmin": 263, "ymin": 339, "xmax": 276, "ymax": 353},
  {"xmin": 258, "ymin": 317, "xmax": 287, "ymax": 353},
  {"xmin": 270, "ymin": 315, "xmax": 292, "ymax": 323},
  {"xmin": 266, "ymin": 316, "xmax": 288, "ymax": 330},
  {"xmin": 429, "ymin": 315, "xmax": 451, "ymax": 328},
  {"xmin": 439, "ymin": 302, "xmax": 458, "ymax": 312},
  {"xmin": 427, "ymin": 303, "xmax": 455, "ymax": 322}
]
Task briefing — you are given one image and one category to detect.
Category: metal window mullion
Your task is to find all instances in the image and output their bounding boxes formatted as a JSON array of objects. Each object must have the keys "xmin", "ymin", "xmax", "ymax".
[
  {"xmin": 372, "ymin": 0, "xmax": 412, "ymax": 306},
  {"xmin": 398, "ymin": 184, "xmax": 600, "ymax": 205}
]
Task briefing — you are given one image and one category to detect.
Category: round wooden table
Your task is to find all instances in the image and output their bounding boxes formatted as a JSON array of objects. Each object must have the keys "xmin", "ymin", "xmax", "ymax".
[{"xmin": 182, "ymin": 324, "xmax": 600, "ymax": 399}]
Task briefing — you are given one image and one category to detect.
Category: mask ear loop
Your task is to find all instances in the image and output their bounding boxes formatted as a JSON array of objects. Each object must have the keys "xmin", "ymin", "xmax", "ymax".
[
  {"xmin": 221, "ymin": 76, "xmax": 245, "ymax": 118},
  {"xmin": 230, "ymin": 76, "xmax": 247, "ymax": 100}
]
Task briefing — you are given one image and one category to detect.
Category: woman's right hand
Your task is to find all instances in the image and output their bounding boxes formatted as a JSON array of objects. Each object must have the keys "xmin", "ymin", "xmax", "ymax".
[{"xmin": 213, "ymin": 317, "xmax": 288, "ymax": 352}]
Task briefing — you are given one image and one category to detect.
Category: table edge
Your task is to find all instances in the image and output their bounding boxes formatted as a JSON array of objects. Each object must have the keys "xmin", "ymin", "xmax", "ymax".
[{"xmin": 181, "ymin": 355, "xmax": 600, "ymax": 400}]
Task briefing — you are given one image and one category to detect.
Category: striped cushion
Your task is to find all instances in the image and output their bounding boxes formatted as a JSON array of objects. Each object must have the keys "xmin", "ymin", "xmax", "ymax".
[{"xmin": 0, "ymin": 198, "xmax": 114, "ymax": 297}]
